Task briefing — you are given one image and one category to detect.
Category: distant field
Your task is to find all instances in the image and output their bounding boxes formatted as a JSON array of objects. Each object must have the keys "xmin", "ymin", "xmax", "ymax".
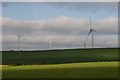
[
  {"xmin": 2, "ymin": 62, "xmax": 118, "ymax": 78},
  {"xmin": 2, "ymin": 48, "xmax": 118, "ymax": 65}
]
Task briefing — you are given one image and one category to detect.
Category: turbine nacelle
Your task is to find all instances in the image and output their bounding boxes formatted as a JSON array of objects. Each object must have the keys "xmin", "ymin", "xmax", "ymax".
[
  {"xmin": 90, "ymin": 28, "xmax": 96, "ymax": 32},
  {"xmin": 16, "ymin": 35, "xmax": 21, "ymax": 37}
]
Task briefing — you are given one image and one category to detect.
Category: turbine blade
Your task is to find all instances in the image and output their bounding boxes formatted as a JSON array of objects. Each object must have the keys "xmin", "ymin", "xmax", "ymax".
[
  {"xmin": 86, "ymin": 30, "xmax": 92, "ymax": 40},
  {"xmin": 89, "ymin": 16, "xmax": 92, "ymax": 28},
  {"xmin": 93, "ymin": 29, "xmax": 96, "ymax": 32}
]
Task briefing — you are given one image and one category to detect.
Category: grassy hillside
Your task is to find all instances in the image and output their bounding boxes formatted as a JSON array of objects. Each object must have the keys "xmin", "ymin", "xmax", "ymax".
[
  {"xmin": 2, "ymin": 48, "xmax": 118, "ymax": 65},
  {"xmin": 2, "ymin": 62, "xmax": 118, "ymax": 78}
]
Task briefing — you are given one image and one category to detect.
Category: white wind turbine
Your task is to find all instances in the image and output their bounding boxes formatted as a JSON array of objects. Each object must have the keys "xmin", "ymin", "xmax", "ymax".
[
  {"xmin": 16, "ymin": 34, "xmax": 23, "ymax": 51},
  {"xmin": 49, "ymin": 39, "xmax": 52, "ymax": 50},
  {"xmin": 84, "ymin": 17, "xmax": 96, "ymax": 48}
]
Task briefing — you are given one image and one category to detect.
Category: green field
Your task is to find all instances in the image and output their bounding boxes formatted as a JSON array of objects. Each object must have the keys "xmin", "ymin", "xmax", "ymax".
[
  {"xmin": 2, "ymin": 62, "xmax": 118, "ymax": 78},
  {"xmin": 2, "ymin": 48, "xmax": 119, "ymax": 78},
  {"xmin": 2, "ymin": 48, "xmax": 118, "ymax": 65}
]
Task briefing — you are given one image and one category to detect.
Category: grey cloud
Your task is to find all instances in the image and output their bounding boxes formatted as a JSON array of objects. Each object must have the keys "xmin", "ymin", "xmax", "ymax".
[
  {"xmin": 2, "ymin": 16, "xmax": 118, "ymax": 50},
  {"xmin": 2, "ymin": 34, "xmax": 118, "ymax": 50},
  {"xmin": 2, "ymin": 15, "xmax": 118, "ymax": 36},
  {"xmin": 93, "ymin": 17, "xmax": 118, "ymax": 34}
]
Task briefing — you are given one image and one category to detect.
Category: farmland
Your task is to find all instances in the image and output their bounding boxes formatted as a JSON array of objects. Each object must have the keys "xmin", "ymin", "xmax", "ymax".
[
  {"xmin": 2, "ymin": 48, "xmax": 119, "ymax": 78},
  {"xmin": 2, "ymin": 62, "xmax": 118, "ymax": 78},
  {"xmin": 2, "ymin": 48, "xmax": 118, "ymax": 65}
]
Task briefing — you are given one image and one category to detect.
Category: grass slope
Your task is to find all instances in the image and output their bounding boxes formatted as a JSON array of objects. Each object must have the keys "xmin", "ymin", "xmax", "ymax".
[
  {"xmin": 2, "ymin": 48, "xmax": 118, "ymax": 65},
  {"xmin": 2, "ymin": 62, "xmax": 118, "ymax": 78}
]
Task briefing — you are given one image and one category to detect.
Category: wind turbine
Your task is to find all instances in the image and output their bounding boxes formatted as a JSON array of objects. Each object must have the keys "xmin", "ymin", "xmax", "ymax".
[
  {"xmin": 69, "ymin": 41, "xmax": 72, "ymax": 49},
  {"xmin": 16, "ymin": 34, "xmax": 22, "ymax": 51},
  {"xmin": 84, "ymin": 17, "xmax": 96, "ymax": 48},
  {"xmin": 49, "ymin": 39, "xmax": 52, "ymax": 50},
  {"xmin": 84, "ymin": 41, "xmax": 86, "ymax": 48},
  {"xmin": 69, "ymin": 37, "xmax": 72, "ymax": 49}
]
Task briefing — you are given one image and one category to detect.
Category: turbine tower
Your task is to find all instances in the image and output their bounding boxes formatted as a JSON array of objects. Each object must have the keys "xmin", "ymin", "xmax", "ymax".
[
  {"xmin": 16, "ymin": 34, "xmax": 22, "ymax": 51},
  {"xmin": 69, "ymin": 38, "xmax": 72, "ymax": 49},
  {"xmin": 84, "ymin": 41, "xmax": 86, "ymax": 48},
  {"xmin": 85, "ymin": 17, "xmax": 96, "ymax": 48},
  {"xmin": 49, "ymin": 39, "xmax": 52, "ymax": 50},
  {"xmin": 69, "ymin": 42, "xmax": 71, "ymax": 49}
]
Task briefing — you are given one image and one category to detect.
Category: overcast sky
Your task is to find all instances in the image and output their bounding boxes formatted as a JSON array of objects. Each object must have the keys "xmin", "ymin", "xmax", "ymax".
[{"xmin": 1, "ymin": 2, "xmax": 118, "ymax": 50}]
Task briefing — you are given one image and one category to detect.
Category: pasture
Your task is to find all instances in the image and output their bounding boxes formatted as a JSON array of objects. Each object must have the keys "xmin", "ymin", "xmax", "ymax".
[
  {"xmin": 2, "ymin": 62, "xmax": 118, "ymax": 78},
  {"xmin": 2, "ymin": 48, "xmax": 118, "ymax": 65},
  {"xmin": 2, "ymin": 48, "xmax": 119, "ymax": 78}
]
